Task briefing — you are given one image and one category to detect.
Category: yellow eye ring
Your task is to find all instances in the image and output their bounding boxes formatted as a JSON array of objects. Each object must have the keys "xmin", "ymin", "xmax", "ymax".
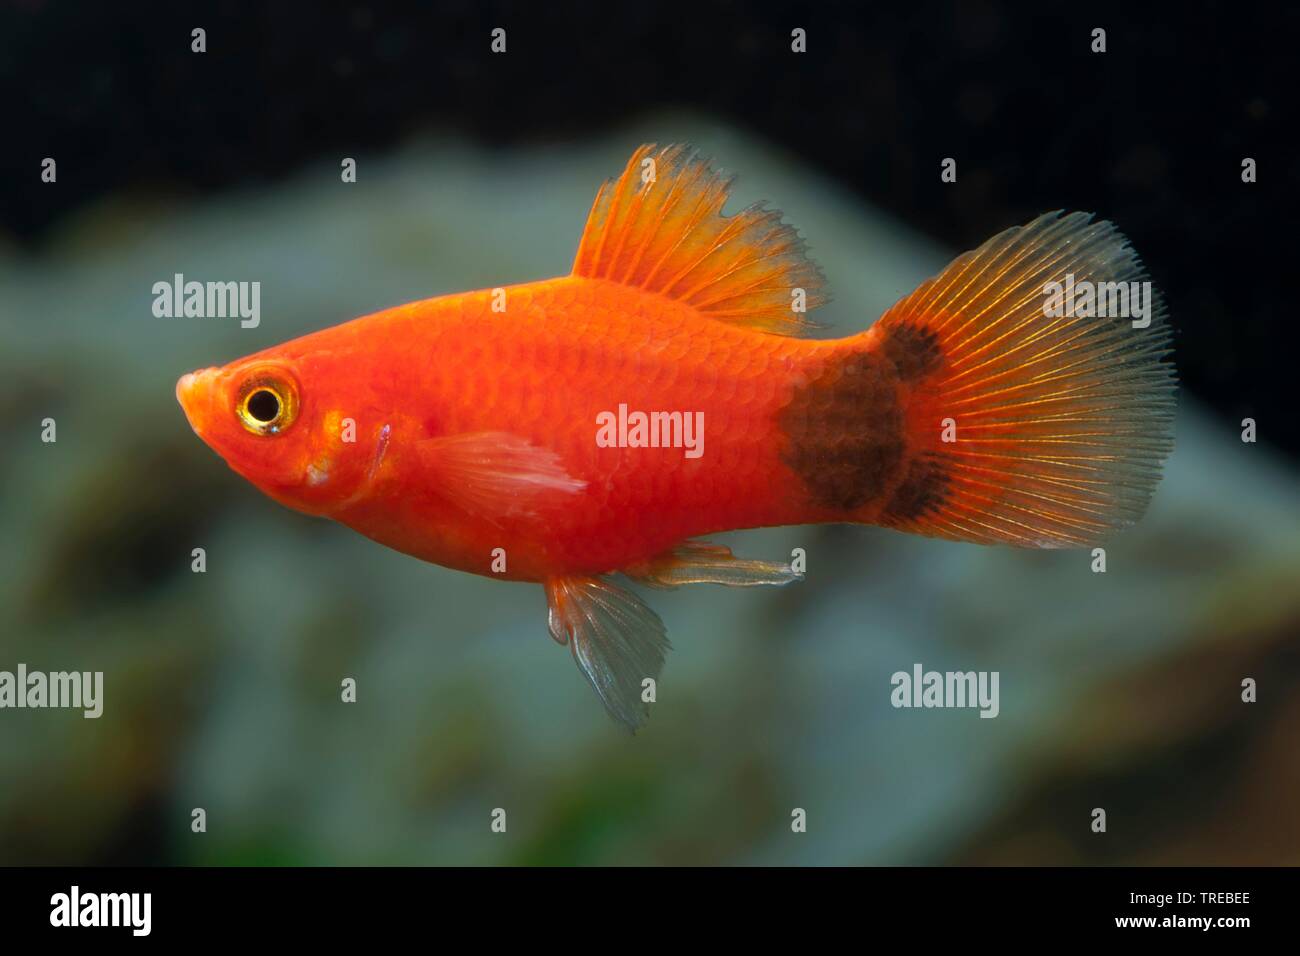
[{"xmin": 236, "ymin": 369, "xmax": 299, "ymax": 435}]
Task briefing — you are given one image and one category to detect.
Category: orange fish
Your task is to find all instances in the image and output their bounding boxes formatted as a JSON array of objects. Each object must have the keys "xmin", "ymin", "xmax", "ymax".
[{"xmin": 177, "ymin": 144, "xmax": 1175, "ymax": 730}]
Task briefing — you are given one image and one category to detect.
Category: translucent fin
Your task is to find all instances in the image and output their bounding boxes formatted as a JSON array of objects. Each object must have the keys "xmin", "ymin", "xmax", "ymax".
[
  {"xmin": 572, "ymin": 143, "xmax": 828, "ymax": 335},
  {"xmin": 418, "ymin": 431, "xmax": 585, "ymax": 521},
  {"xmin": 625, "ymin": 540, "xmax": 803, "ymax": 589},
  {"xmin": 545, "ymin": 575, "xmax": 670, "ymax": 733},
  {"xmin": 870, "ymin": 211, "xmax": 1176, "ymax": 548}
]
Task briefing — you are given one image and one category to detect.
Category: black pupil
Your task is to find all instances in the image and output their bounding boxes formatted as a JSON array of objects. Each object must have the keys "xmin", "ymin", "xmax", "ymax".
[{"xmin": 247, "ymin": 389, "xmax": 280, "ymax": 423}]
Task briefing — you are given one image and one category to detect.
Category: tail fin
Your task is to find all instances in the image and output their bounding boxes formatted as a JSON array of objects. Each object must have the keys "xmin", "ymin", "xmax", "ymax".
[{"xmin": 869, "ymin": 211, "xmax": 1175, "ymax": 548}]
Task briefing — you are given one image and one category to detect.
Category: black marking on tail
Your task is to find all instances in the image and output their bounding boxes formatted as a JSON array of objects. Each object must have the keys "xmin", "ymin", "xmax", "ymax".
[
  {"xmin": 877, "ymin": 322, "xmax": 943, "ymax": 381},
  {"xmin": 779, "ymin": 351, "xmax": 904, "ymax": 511},
  {"xmin": 780, "ymin": 324, "xmax": 950, "ymax": 516},
  {"xmin": 883, "ymin": 454, "xmax": 951, "ymax": 522}
]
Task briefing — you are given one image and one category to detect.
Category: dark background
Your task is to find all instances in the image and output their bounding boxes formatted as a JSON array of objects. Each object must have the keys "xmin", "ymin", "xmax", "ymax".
[{"xmin": 2, "ymin": 0, "xmax": 1295, "ymax": 454}]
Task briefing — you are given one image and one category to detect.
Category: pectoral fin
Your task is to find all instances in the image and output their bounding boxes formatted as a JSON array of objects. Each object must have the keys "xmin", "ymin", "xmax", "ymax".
[
  {"xmin": 625, "ymin": 539, "xmax": 802, "ymax": 589},
  {"xmin": 545, "ymin": 575, "xmax": 670, "ymax": 733},
  {"xmin": 418, "ymin": 431, "xmax": 586, "ymax": 521}
]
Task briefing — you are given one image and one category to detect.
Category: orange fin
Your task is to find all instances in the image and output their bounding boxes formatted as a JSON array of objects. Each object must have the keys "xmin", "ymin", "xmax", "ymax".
[
  {"xmin": 572, "ymin": 144, "xmax": 828, "ymax": 335},
  {"xmin": 625, "ymin": 539, "xmax": 802, "ymax": 589},
  {"xmin": 545, "ymin": 575, "xmax": 670, "ymax": 733},
  {"xmin": 870, "ymin": 211, "xmax": 1176, "ymax": 548},
  {"xmin": 419, "ymin": 431, "xmax": 585, "ymax": 521}
]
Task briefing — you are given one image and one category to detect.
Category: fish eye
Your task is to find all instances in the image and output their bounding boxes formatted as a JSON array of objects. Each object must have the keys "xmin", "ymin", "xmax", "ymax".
[
  {"xmin": 246, "ymin": 389, "xmax": 280, "ymax": 422},
  {"xmin": 236, "ymin": 369, "xmax": 299, "ymax": 435}
]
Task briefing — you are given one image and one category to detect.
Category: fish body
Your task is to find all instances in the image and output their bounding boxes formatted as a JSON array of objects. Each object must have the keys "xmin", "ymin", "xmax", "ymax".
[
  {"xmin": 178, "ymin": 145, "xmax": 1176, "ymax": 730},
  {"xmin": 192, "ymin": 277, "xmax": 872, "ymax": 580}
]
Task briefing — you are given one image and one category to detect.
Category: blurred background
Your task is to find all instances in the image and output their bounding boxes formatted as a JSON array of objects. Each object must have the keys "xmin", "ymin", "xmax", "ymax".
[{"xmin": 1, "ymin": 1, "xmax": 1297, "ymax": 865}]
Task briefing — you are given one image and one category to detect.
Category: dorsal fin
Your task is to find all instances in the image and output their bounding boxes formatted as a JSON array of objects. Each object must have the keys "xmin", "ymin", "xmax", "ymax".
[{"xmin": 572, "ymin": 144, "xmax": 828, "ymax": 335}]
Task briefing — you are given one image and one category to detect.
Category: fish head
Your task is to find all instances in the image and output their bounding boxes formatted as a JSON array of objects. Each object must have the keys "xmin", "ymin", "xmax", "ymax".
[{"xmin": 176, "ymin": 353, "xmax": 383, "ymax": 515}]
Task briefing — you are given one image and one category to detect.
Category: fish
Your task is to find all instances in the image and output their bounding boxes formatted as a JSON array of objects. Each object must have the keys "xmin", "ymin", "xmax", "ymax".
[{"xmin": 176, "ymin": 144, "xmax": 1176, "ymax": 732}]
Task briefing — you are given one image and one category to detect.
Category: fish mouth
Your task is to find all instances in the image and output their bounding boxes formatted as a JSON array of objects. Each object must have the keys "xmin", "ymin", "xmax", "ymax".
[{"xmin": 176, "ymin": 367, "xmax": 219, "ymax": 436}]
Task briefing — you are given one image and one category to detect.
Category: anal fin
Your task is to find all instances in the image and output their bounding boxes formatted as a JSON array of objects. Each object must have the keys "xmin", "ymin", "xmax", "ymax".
[
  {"xmin": 545, "ymin": 575, "xmax": 670, "ymax": 734},
  {"xmin": 625, "ymin": 539, "xmax": 802, "ymax": 589}
]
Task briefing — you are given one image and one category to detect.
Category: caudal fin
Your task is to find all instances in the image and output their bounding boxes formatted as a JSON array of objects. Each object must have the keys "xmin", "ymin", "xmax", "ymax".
[{"xmin": 868, "ymin": 211, "xmax": 1175, "ymax": 548}]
